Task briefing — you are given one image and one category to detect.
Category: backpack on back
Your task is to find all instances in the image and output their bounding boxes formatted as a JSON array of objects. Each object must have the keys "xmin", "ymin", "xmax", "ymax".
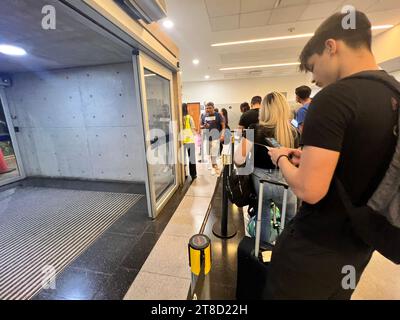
[{"xmin": 336, "ymin": 71, "xmax": 400, "ymax": 264}]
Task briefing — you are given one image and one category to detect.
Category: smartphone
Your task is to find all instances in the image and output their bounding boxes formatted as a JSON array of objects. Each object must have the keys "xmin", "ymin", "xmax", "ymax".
[{"xmin": 265, "ymin": 137, "xmax": 281, "ymax": 148}]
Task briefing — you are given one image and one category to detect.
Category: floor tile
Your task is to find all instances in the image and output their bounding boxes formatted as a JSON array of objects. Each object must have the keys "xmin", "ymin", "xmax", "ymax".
[
  {"xmin": 185, "ymin": 176, "xmax": 218, "ymax": 198},
  {"xmin": 34, "ymin": 268, "xmax": 111, "ymax": 300},
  {"xmin": 173, "ymin": 195, "xmax": 212, "ymax": 217},
  {"xmin": 107, "ymin": 207, "xmax": 151, "ymax": 236},
  {"xmin": 162, "ymin": 213, "xmax": 205, "ymax": 237},
  {"xmin": 352, "ymin": 252, "xmax": 400, "ymax": 300},
  {"xmin": 69, "ymin": 232, "xmax": 139, "ymax": 274},
  {"xmin": 121, "ymin": 232, "xmax": 160, "ymax": 270},
  {"xmin": 141, "ymin": 234, "xmax": 191, "ymax": 279},
  {"xmin": 124, "ymin": 272, "xmax": 190, "ymax": 300},
  {"xmin": 94, "ymin": 267, "xmax": 139, "ymax": 300}
]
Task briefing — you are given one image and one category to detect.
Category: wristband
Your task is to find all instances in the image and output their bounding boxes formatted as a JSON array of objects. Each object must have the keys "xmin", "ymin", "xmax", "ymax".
[{"xmin": 276, "ymin": 155, "xmax": 289, "ymax": 168}]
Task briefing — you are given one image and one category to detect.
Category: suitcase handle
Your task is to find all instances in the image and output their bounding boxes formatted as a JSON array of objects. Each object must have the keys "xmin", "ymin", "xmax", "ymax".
[
  {"xmin": 259, "ymin": 179, "xmax": 289, "ymax": 189},
  {"xmin": 255, "ymin": 179, "xmax": 289, "ymax": 257}
]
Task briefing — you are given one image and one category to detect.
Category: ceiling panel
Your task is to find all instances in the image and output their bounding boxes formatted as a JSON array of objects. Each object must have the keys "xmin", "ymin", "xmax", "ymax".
[
  {"xmin": 240, "ymin": 11, "xmax": 271, "ymax": 29},
  {"xmin": 368, "ymin": 0, "xmax": 400, "ymax": 12},
  {"xmin": 209, "ymin": 15, "xmax": 240, "ymax": 32},
  {"xmin": 268, "ymin": 5, "xmax": 308, "ymax": 25},
  {"xmin": 240, "ymin": 0, "xmax": 276, "ymax": 13},
  {"xmin": 341, "ymin": 0, "xmax": 377, "ymax": 12},
  {"xmin": 299, "ymin": 1, "xmax": 343, "ymax": 21},
  {"xmin": 280, "ymin": 0, "xmax": 310, "ymax": 8},
  {"xmin": 0, "ymin": 0, "xmax": 131, "ymax": 73},
  {"xmin": 220, "ymin": 47, "xmax": 302, "ymax": 64},
  {"xmin": 205, "ymin": 0, "xmax": 241, "ymax": 18}
]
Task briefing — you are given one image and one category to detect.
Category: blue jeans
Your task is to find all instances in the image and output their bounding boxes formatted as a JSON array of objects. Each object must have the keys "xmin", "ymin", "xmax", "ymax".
[{"xmin": 251, "ymin": 168, "xmax": 297, "ymax": 243}]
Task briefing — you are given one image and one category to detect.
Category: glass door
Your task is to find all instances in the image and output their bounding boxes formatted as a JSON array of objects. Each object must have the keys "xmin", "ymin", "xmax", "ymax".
[
  {"xmin": 136, "ymin": 53, "xmax": 179, "ymax": 218},
  {"xmin": 0, "ymin": 88, "xmax": 25, "ymax": 186}
]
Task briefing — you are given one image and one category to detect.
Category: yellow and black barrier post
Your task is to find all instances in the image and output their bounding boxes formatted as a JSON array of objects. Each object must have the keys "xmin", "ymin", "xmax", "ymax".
[{"xmin": 188, "ymin": 234, "xmax": 211, "ymax": 299}]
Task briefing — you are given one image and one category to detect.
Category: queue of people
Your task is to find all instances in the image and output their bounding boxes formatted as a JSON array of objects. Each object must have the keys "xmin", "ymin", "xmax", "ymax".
[{"xmin": 181, "ymin": 9, "xmax": 400, "ymax": 300}]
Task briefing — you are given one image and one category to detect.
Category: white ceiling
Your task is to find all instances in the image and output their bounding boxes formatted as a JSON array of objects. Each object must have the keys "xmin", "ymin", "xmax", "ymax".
[
  {"xmin": 161, "ymin": 0, "xmax": 400, "ymax": 82},
  {"xmin": 0, "ymin": 0, "xmax": 132, "ymax": 73}
]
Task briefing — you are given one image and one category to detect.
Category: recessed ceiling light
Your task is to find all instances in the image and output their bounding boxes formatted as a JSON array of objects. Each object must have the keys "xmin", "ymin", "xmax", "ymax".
[
  {"xmin": 204, "ymin": 75, "xmax": 210, "ymax": 79},
  {"xmin": 163, "ymin": 19, "xmax": 174, "ymax": 29},
  {"xmin": 211, "ymin": 25, "xmax": 394, "ymax": 47},
  {"xmin": 220, "ymin": 62, "xmax": 300, "ymax": 71},
  {"xmin": 371, "ymin": 24, "xmax": 394, "ymax": 30},
  {"xmin": 0, "ymin": 44, "xmax": 27, "ymax": 56},
  {"xmin": 211, "ymin": 34, "xmax": 314, "ymax": 47},
  {"xmin": 192, "ymin": 59, "xmax": 200, "ymax": 65}
]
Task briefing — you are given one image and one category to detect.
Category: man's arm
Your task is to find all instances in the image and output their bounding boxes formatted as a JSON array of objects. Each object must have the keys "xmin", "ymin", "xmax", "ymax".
[{"xmin": 270, "ymin": 146, "xmax": 339, "ymax": 204}]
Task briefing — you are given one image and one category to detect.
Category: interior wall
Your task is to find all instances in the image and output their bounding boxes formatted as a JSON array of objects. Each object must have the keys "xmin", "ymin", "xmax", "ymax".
[
  {"xmin": 182, "ymin": 73, "xmax": 318, "ymax": 129},
  {"xmin": 5, "ymin": 62, "xmax": 147, "ymax": 182}
]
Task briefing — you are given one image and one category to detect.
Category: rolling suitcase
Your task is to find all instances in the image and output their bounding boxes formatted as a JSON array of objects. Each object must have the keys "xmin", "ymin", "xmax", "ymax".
[{"xmin": 236, "ymin": 178, "xmax": 289, "ymax": 300}]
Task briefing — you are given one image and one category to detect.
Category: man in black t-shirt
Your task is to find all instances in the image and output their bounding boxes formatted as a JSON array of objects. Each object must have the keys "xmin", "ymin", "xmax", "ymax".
[
  {"xmin": 267, "ymin": 11, "xmax": 398, "ymax": 299},
  {"xmin": 238, "ymin": 96, "xmax": 262, "ymax": 129}
]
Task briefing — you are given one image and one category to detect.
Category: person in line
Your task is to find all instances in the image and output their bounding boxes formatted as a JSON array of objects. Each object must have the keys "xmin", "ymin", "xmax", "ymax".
[
  {"xmin": 219, "ymin": 108, "xmax": 231, "ymax": 155},
  {"xmin": 294, "ymin": 85, "xmax": 312, "ymax": 134},
  {"xmin": 267, "ymin": 11, "xmax": 398, "ymax": 299},
  {"xmin": 240, "ymin": 102, "xmax": 250, "ymax": 114},
  {"xmin": 234, "ymin": 92, "xmax": 298, "ymax": 244},
  {"xmin": 200, "ymin": 102, "xmax": 225, "ymax": 176},
  {"xmin": 238, "ymin": 96, "xmax": 262, "ymax": 130},
  {"xmin": 182, "ymin": 103, "xmax": 197, "ymax": 180}
]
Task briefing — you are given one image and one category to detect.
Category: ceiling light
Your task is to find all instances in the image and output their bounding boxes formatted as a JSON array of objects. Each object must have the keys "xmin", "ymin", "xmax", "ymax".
[
  {"xmin": 211, "ymin": 34, "xmax": 314, "ymax": 47},
  {"xmin": 192, "ymin": 59, "xmax": 199, "ymax": 65},
  {"xmin": 220, "ymin": 62, "xmax": 300, "ymax": 71},
  {"xmin": 163, "ymin": 19, "xmax": 174, "ymax": 29},
  {"xmin": 0, "ymin": 44, "xmax": 27, "ymax": 56},
  {"xmin": 211, "ymin": 25, "xmax": 394, "ymax": 47},
  {"xmin": 204, "ymin": 75, "xmax": 210, "ymax": 79},
  {"xmin": 371, "ymin": 24, "xmax": 393, "ymax": 30}
]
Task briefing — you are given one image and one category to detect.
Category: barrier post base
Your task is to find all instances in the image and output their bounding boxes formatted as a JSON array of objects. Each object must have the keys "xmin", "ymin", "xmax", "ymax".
[{"xmin": 212, "ymin": 221, "xmax": 237, "ymax": 239}]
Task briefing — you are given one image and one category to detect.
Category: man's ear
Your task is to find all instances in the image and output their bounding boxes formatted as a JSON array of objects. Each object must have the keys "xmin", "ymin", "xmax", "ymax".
[{"xmin": 325, "ymin": 39, "xmax": 337, "ymax": 55}]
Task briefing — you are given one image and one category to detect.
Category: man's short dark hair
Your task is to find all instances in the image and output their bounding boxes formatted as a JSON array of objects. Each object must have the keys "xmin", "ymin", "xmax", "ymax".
[
  {"xmin": 295, "ymin": 86, "xmax": 312, "ymax": 100},
  {"xmin": 206, "ymin": 101, "xmax": 214, "ymax": 107},
  {"xmin": 299, "ymin": 10, "xmax": 372, "ymax": 72},
  {"xmin": 251, "ymin": 96, "xmax": 262, "ymax": 105},
  {"xmin": 240, "ymin": 102, "xmax": 250, "ymax": 112}
]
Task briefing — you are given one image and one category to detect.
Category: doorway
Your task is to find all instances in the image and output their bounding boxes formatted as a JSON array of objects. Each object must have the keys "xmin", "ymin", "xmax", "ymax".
[{"xmin": 0, "ymin": 89, "xmax": 24, "ymax": 186}]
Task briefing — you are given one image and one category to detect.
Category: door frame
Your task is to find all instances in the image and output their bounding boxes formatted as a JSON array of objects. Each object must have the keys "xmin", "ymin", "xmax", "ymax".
[
  {"xmin": 0, "ymin": 87, "xmax": 26, "ymax": 187},
  {"xmin": 135, "ymin": 51, "xmax": 179, "ymax": 218}
]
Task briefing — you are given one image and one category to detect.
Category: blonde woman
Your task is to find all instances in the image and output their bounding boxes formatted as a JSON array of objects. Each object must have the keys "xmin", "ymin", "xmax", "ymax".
[{"xmin": 234, "ymin": 92, "xmax": 298, "ymax": 244}]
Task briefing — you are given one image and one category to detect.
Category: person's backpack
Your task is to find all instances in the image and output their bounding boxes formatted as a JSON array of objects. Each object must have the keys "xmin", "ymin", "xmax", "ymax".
[
  {"xmin": 336, "ymin": 71, "xmax": 400, "ymax": 264},
  {"xmin": 226, "ymin": 169, "xmax": 256, "ymax": 208}
]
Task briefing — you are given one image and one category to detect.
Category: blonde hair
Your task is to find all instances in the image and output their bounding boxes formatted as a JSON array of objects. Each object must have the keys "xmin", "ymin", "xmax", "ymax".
[{"xmin": 259, "ymin": 92, "xmax": 295, "ymax": 148}]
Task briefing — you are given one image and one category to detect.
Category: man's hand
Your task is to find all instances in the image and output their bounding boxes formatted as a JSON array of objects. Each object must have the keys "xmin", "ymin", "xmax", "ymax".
[
  {"xmin": 268, "ymin": 147, "xmax": 290, "ymax": 166},
  {"xmin": 268, "ymin": 147, "xmax": 302, "ymax": 167},
  {"xmin": 289, "ymin": 148, "xmax": 302, "ymax": 166},
  {"xmin": 219, "ymin": 135, "xmax": 224, "ymax": 142}
]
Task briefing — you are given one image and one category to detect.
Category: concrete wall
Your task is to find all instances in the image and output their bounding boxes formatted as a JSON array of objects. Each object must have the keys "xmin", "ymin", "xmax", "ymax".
[{"xmin": 5, "ymin": 63, "xmax": 146, "ymax": 182}]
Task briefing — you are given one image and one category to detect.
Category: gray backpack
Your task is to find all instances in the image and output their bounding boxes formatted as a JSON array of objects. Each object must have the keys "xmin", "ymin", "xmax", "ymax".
[{"xmin": 336, "ymin": 71, "xmax": 400, "ymax": 264}]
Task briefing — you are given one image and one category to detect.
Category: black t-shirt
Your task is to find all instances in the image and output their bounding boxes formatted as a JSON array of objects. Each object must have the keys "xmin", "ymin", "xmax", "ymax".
[
  {"xmin": 296, "ymin": 70, "xmax": 398, "ymax": 251},
  {"xmin": 239, "ymin": 108, "xmax": 259, "ymax": 129}
]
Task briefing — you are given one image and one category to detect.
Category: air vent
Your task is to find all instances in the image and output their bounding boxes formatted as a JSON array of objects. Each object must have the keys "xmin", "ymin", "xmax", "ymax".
[{"xmin": 114, "ymin": 0, "xmax": 167, "ymax": 24}]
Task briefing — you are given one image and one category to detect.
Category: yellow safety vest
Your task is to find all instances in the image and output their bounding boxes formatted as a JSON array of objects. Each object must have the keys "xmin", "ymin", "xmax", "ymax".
[{"xmin": 183, "ymin": 115, "xmax": 195, "ymax": 144}]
